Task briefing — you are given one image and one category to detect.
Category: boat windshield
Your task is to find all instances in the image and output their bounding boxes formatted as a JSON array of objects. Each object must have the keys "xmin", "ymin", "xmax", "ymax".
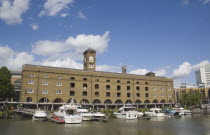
[
  {"xmin": 66, "ymin": 110, "xmax": 77, "ymax": 115},
  {"xmin": 124, "ymin": 108, "xmax": 135, "ymax": 111}
]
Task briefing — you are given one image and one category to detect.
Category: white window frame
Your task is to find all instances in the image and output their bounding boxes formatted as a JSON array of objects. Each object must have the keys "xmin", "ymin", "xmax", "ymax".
[
  {"xmin": 57, "ymin": 76, "xmax": 62, "ymax": 79},
  {"xmin": 43, "ymin": 81, "xmax": 48, "ymax": 85},
  {"xmin": 57, "ymin": 82, "xmax": 62, "ymax": 86},
  {"xmin": 27, "ymin": 89, "xmax": 34, "ymax": 93},
  {"xmin": 56, "ymin": 90, "xmax": 62, "ymax": 94},
  {"xmin": 43, "ymin": 75, "xmax": 49, "ymax": 78},
  {"xmin": 29, "ymin": 74, "xmax": 35, "ymax": 77},
  {"xmin": 28, "ymin": 80, "xmax": 34, "ymax": 84},
  {"xmin": 42, "ymin": 89, "xmax": 48, "ymax": 94},
  {"xmin": 154, "ymin": 93, "xmax": 157, "ymax": 97},
  {"xmin": 153, "ymin": 87, "xmax": 157, "ymax": 91},
  {"xmin": 161, "ymin": 93, "xmax": 165, "ymax": 97},
  {"xmin": 161, "ymin": 87, "xmax": 164, "ymax": 91},
  {"xmin": 168, "ymin": 94, "xmax": 172, "ymax": 97}
]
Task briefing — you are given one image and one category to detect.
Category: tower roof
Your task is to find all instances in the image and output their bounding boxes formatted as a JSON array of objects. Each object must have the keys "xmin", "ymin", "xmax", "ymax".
[{"xmin": 83, "ymin": 47, "xmax": 96, "ymax": 54}]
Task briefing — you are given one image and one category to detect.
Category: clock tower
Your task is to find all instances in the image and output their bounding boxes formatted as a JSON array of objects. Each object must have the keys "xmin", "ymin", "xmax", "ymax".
[{"xmin": 83, "ymin": 48, "xmax": 96, "ymax": 71}]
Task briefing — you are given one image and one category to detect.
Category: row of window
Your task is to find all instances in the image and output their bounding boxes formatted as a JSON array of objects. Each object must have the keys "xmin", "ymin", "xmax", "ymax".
[
  {"xmin": 28, "ymin": 80, "xmax": 171, "ymax": 91},
  {"xmin": 28, "ymin": 75, "xmax": 171, "ymax": 86},
  {"xmin": 27, "ymin": 89, "xmax": 172, "ymax": 97}
]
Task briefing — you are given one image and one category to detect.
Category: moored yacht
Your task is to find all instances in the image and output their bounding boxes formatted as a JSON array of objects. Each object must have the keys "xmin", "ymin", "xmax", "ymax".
[
  {"xmin": 33, "ymin": 110, "xmax": 47, "ymax": 120},
  {"xmin": 113, "ymin": 105, "xmax": 143, "ymax": 119},
  {"xmin": 54, "ymin": 100, "xmax": 83, "ymax": 124},
  {"xmin": 174, "ymin": 107, "xmax": 192, "ymax": 115},
  {"xmin": 144, "ymin": 108, "xmax": 166, "ymax": 117}
]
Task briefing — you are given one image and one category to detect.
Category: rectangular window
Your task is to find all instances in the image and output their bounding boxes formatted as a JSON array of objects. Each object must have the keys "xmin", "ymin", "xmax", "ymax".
[
  {"xmin": 117, "ymin": 85, "xmax": 121, "ymax": 90},
  {"xmin": 95, "ymin": 92, "xmax": 99, "ymax": 97},
  {"xmin": 161, "ymin": 93, "xmax": 165, "ymax": 97},
  {"xmin": 106, "ymin": 92, "xmax": 110, "ymax": 97},
  {"xmin": 127, "ymin": 93, "xmax": 131, "ymax": 97},
  {"xmin": 168, "ymin": 94, "xmax": 172, "ymax": 97},
  {"xmin": 95, "ymin": 84, "xmax": 99, "ymax": 89},
  {"xmin": 145, "ymin": 93, "xmax": 149, "ymax": 97},
  {"xmin": 106, "ymin": 85, "xmax": 110, "ymax": 90},
  {"xmin": 136, "ymin": 93, "xmax": 140, "ymax": 97},
  {"xmin": 70, "ymin": 83, "xmax": 75, "ymax": 88},
  {"xmin": 42, "ymin": 89, "xmax": 48, "ymax": 94},
  {"xmin": 43, "ymin": 81, "xmax": 48, "ymax": 85},
  {"xmin": 27, "ymin": 89, "xmax": 34, "ymax": 93},
  {"xmin": 70, "ymin": 91, "xmax": 75, "ymax": 96},
  {"xmin": 161, "ymin": 87, "xmax": 164, "ymax": 91},
  {"xmin": 57, "ymin": 82, "xmax": 62, "ymax": 86},
  {"xmin": 56, "ymin": 90, "xmax": 62, "ymax": 94},
  {"xmin": 117, "ymin": 93, "xmax": 121, "ymax": 97},
  {"xmin": 28, "ymin": 80, "xmax": 34, "ymax": 84},
  {"xmin": 127, "ymin": 86, "xmax": 130, "ymax": 91},
  {"xmin": 83, "ymin": 83, "xmax": 88, "ymax": 89},
  {"xmin": 153, "ymin": 87, "xmax": 157, "ymax": 91},
  {"xmin": 154, "ymin": 93, "xmax": 157, "ymax": 97}
]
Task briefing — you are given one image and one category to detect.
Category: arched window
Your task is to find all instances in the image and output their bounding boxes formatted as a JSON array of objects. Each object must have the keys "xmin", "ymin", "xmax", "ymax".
[
  {"xmin": 169, "ymin": 99, "xmax": 173, "ymax": 103},
  {"xmin": 53, "ymin": 98, "xmax": 63, "ymax": 103},
  {"xmin": 80, "ymin": 99, "xmax": 89, "ymax": 104},
  {"xmin": 26, "ymin": 97, "xmax": 33, "ymax": 102},
  {"xmin": 70, "ymin": 77, "xmax": 75, "ymax": 80},
  {"xmin": 145, "ymin": 82, "xmax": 148, "ymax": 85},
  {"xmin": 136, "ymin": 81, "xmax": 139, "ymax": 84},
  {"xmin": 127, "ymin": 81, "xmax": 130, "ymax": 84},
  {"xmin": 115, "ymin": 100, "xmax": 123, "ymax": 104},
  {"xmin": 39, "ymin": 97, "xmax": 49, "ymax": 103},
  {"xmin": 153, "ymin": 99, "xmax": 158, "ymax": 103},
  {"xmin": 93, "ymin": 99, "xmax": 101, "ymax": 104},
  {"xmin": 160, "ymin": 100, "xmax": 166, "ymax": 103},
  {"xmin": 144, "ymin": 100, "xmax": 150, "ymax": 103},
  {"xmin": 67, "ymin": 98, "xmax": 77, "ymax": 103},
  {"xmin": 117, "ymin": 80, "xmax": 121, "ymax": 83},
  {"xmin": 106, "ymin": 79, "xmax": 110, "ymax": 82},
  {"xmin": 125, "ymin": 100, "xmax": 132, "ymax": 104},
  {"xmin": 83, "ymin": 78, "xmax": 87, "ymax": 81},
  {"xmin": 135, "ymin": 100, "xmax": 141, "ymax": 104},
  {"xmin": 136, "ymin": 86, "xmax": 140, "ymax": 91},
  {"xmin": 104, "ymin": 99, "xmax": 112, "ymax": 104}
]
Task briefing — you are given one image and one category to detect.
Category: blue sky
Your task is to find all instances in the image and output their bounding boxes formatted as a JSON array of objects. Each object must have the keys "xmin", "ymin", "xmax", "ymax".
[{"xmin": 0, "ymin": 0, "xmax": 210, "ymax": 86}]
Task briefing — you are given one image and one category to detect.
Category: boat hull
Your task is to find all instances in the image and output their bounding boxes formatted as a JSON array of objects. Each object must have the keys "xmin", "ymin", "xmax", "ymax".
[
  {"xmin": 114, "ymin": 113, "xmax": 138, "ymax": 119},
  {"xmin": 64, "ymin": 116, "xmax": 83, "ymax": 124}
]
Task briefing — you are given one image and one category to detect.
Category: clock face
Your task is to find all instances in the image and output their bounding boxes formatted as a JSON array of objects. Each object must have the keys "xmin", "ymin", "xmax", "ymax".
[{"xmin": 89, "ymin": 56, "xmax": 94, "ymax": 61}]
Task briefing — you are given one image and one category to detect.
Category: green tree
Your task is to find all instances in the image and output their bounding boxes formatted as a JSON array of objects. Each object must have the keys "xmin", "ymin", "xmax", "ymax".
[
  {"xmin": 180, "ymin": 90, "xmax": 202, "ymax": 107},
  {"xmin": 0, "ymin": 66, "xmax": 14, "ymax": 100}
]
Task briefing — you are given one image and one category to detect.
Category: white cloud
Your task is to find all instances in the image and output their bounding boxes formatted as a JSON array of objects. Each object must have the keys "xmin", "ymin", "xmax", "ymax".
[
  {"xmin": 0, "ymin": 0, "xmax": 29, "ymax": 24},
  {"xmin": 203, "ymin": 0, "xmax": 210, "ymax": 4},
  {"xmin": 172, "ymin": 60, "xmax": 209, "ymax": 78},
  {"xmin": 0, "ymin": 45, "xmax": 34, "ymax": 70},
  {"xmin": 39, "ymin": 0, "xmax": 73, "ymax": 17},
  {"xmin": 61, "ymin": 13, "xmax": 68, "ymax": 18},
  {"xmin": 129, "ymin": 69, "xmax": 150, "ymax": 75},
  {"xmin": 42, "ymin": 58, "xmax": 83, "ymax": 69},
  {"xmin": 77, "ymin": 11, "xmax": 87, "ymax": 20},
  {"xmin": 96, "ymin": 65, "xmax": 120, "ymax": 72},
  {"xmin": 30, "ymin": 23, "xmax": 39, "ymax": 30},
  {"xmin": 32, "ymin": 31, "xmax": 110, "ymax": 59}
]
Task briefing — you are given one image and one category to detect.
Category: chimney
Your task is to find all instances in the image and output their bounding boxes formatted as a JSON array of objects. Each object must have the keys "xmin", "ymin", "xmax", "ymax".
[{"xmin": 122, "ymin": 66, "xmax": 126, "ymax": 74}]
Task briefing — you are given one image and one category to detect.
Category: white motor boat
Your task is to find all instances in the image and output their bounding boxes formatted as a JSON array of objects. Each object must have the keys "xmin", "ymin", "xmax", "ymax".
[
  {"xmin": 92, "ymin": 112, "xmax": 106, "ymax": 121},
  {"xmin": 113, "ymin": 105, "xmax": 143, "ymax": 119},
  {"xmin": 77, "ymin": 106, "xmax": 106, "ymax": 121},
  {"xmin": 54, "ymin": 100, "xmax": 83, "ymax": 124},
  {"xmin": 174, "ymin": 108, "xmax": 192, "ymax": 115},
  {"xmin": 33, "ymin": 110, "xmax": 47, "ymax": 120},
  {"xmin": 144, "ymin": 108, "xmax": 166, "ymax": 117},
  {"xmin": 77, "ymin": 107, "xmax": 93, "ymax": 121}
]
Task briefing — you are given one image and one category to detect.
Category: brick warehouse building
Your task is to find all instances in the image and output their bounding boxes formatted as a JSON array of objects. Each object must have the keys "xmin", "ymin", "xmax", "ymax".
[{"xmin": 20, "ymin": 48, "xmax": 174, "ymax": 107}]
